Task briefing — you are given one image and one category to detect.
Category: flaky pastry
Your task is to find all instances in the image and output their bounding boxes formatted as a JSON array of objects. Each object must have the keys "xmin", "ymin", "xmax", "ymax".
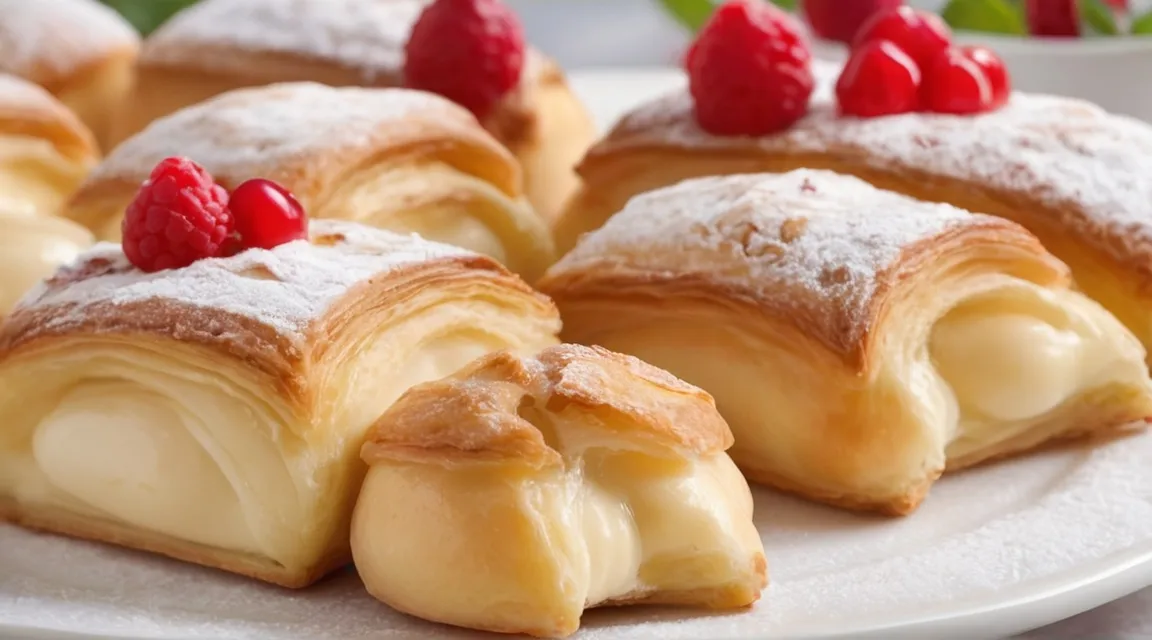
[
  {"xmin": 110, "ymin": 0, "xmax": 596, "ymax": 222},
  {"xmin": 0, "ymin": 220, "xmax": 560, "ymax": 587},
  {"xmin": 553, "ymin": 67, "xmax": 1152, "ymax": 366},
  {"xmin": 0, "ymin": 210, "xmax": 93, "ymax": 316},
  {"xmin": 65, "ymin": 82, "xmax": 556, "ymax": 281},
  {"xmin": 539, "ymin": 171, "xmax": 1152, "ymax": 515},
  {"xmin": 353, "ymin": 344, "xmax": 766, "ymax": 638},
  {"xmin": 0, "ymin": 0, "xmax": 139, "ymax": 149},
  {"xmin": 0, "ymin": 74, "xmax": 99, "ymax": 217}
]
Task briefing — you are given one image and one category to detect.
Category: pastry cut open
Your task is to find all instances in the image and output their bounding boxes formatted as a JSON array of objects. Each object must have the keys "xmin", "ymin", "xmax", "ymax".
[
  {"xmin": 65, "ymin": 82, "xmax": 557, "ymax": 281},
  {"xmin": 539, "ymin": 171, "xmax": 1152, "ymax": 515},
  {"xmin": 353, "ymin": 344, "xmax": 766, "ymax": 638},
  {"xmin": 0, "ymin": 220, "xmax": 560, "ymax": 587}
]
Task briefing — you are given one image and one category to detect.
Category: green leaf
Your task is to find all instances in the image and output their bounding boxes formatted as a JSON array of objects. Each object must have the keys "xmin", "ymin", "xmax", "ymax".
[
  {"xmin": 1133, "ymin": 9, "xmax": 1152, "ymax": 34},
  {"xmin": 656, "ymin": 0, "xmax": 716, "ymax": 32},
  {"xmin": 940, "ymin": 0, "xmax": 1027, "ymax": 35},
  {"xmin": 770, "ymin": 0, "xmax": 797, "ymax": 11},
  {"xmin": 100, "ymin": 0, "xmax": 198, "ymax": 35},
  {"xmin": 1080, "ymin": 0, "xmax": 1119, "ymax": 35}
]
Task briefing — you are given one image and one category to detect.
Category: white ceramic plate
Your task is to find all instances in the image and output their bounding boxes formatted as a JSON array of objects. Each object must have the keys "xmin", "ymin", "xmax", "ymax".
[{"xmin": 4, "ymin": 70, "xmax": 1152, "ymax": 640}]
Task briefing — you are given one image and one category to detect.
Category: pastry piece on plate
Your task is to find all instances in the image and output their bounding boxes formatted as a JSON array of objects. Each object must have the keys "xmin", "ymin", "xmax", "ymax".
[
  {"xmin": 353, "ymin": 344, "xmax": 766, "ymax": 638},
  {"xmin": 0, "ymin": 219, "xmax": 561, "ymax": 587},
  {"xmin": 0, "ymin": 210, "xmax": 93, "ymax": 317},
  {"xmin": 112, "ymin": 0, "xmax": 596, "ymax": 222},
  {"xmin": 538, "ymin": 171, "xmax": 1152, "ymax": 515},
  {"xmin": 555, "ymin": 61, "xmax": 1152, "ymax": 364},
  {"xmin": 0, "ymin": 0, "xmax": 139, "ymax": 149},
  {"xmin": 0, "ymin": 74, "xmax": 100, "ymax": 217},
  {"xmin": 64, "ymin": 83, "xmax": 557, "ymax": 281}
]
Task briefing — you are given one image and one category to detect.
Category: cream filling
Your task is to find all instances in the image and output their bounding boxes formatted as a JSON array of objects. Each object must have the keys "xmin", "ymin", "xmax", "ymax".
[
  {"xmin": 0, "ymin": 210, "xmax": 94, "ymax": 313},
  {"xmin": 0, "ymin": 136, "xmax": 90, "ymax": 217}
]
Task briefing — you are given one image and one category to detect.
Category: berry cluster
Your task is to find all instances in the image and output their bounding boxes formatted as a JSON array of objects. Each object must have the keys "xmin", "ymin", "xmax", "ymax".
[
  {"xmin": 836, "ymin": 7, "xmax": 1011, "ymax": 118},
  {"xmin": 122, "ymin": 157, "xmax": 308, "ymax": 273}
]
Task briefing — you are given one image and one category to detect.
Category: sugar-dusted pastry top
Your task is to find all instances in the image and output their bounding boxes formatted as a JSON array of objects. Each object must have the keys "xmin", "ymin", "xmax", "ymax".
[
  {"xmin": 77, "ymin": 82, "xmax": 510, "ymax": 193},
  {"xmin": 2, "ymin": 220, "xmax": 548, "ymax": 364},
  {"xmin": 592, "ymin": 76, "xmax": 1152, "ymax": 277},
  {"xmin": 543, "ymin": 170, "xmax": 1062, "ymax": 358},
  {"xmin": 363, "ymin": 344, "xmax": 734, "ymax": 469},
  {"xmin": 142, "ymin": 0, "xmax": 545, "ymax": 85},
  {"xmin": 0, "ymin": 0, "xmax": 139, "ymax": 88},
  {"xmin": 0, "ymin": 73, "xmax": 98, "ymax": 162}
]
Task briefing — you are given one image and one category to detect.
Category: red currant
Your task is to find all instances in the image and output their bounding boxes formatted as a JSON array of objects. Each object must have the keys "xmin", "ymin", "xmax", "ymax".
[
  {"xmin": 922, "ymin": 47, "xmax": 994, "ymax": 115},
  {"xmin": 962, "ymin": 46, "xmax": 1011, "ymax": 108},
  {"xmin": 836, "ymin": 40, "xmax": 921, "ymax": 118},
  {"xmin": 1025, "ymin": 0, "xmax": 1080, "ymax": 36},
  {"xmin": 230, "ymin": 178, "xmax": 308, "ymax": 251},
  {"xmin": 801, "ymin": 0, "xmax": 903, "ymax": 43},
  {"xmin": 854, "ymin": 6, "xmax": 952, "ymax": 69}
]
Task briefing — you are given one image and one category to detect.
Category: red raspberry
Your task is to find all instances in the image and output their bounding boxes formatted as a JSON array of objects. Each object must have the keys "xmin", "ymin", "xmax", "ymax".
[
  {"xmin": 230, "ymin": 178, "xmax": 308, "ymax": 250},
  {"xmin": 854, "ymin": 6, "xmax": 952, "ymax": 69},
  {"xmin": 121, "ymin": 157, "xmax": 233, "ymax": 273},
  {"xmin": 922, "ymin": 47, "xmax": 995, "ymax": 115},
  {"xmin": 962, "ymin": 45, "xmax": 1011, "ymax": 108},
  {"xmin": 801, "ymin": 0, "xmax": 904, "ymax": 43},
  {"xmin": 836, "ymin": 40, "xmax": 921, "ymax": 118},
  {"xmin": 1025, "ymin": 0, "xmax": 1080, "ymax": 36},
  {"xmin": 404, "ymin": 0, "xmax": 525, "ymax": 120},
  {"xmin": 686, "ymin": 0, "xmax": 815, "ymax": 136}
]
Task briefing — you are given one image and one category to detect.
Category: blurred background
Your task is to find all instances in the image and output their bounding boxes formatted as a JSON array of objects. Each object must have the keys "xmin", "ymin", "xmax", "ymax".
[{"xmin": 101, "ymin": 0, "xmax": 1152, "ymax": 120}]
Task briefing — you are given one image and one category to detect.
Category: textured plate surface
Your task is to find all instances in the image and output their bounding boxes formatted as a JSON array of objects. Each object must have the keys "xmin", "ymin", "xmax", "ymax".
[{"xmin": 4, "ymin": 69, "xmax": 1152, "ymax": 639}]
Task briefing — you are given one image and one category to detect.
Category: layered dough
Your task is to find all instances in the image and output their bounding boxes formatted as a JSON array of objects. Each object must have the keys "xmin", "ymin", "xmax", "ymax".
[
  {"xmin": 353, "ymin": 344, "xmax": 766, "ymax": 638},
  {"xmin": 0, "ymin": 74, "xmax": 100, "ymax": 216},
  {"xmin": 0, "ymin": 0, "xmax": 139, "ymax": 149},
  {"xmin": 111, "ymin": 0, "xmax": 596, "ymax": 222},
  {"xmin": 555, "ymin": 66, "xmax": 1152, "ymax": 363},
  {"xmin": 538, "ymin": 171, "xmax": 1152, "ymax": 514},
  {"xmin": 65, "ymin": 83, "xmax": 557, "ymax": 281},
  {"xmin": 0, "ymin": 220, "xmax": 561, "ymax": 587},
  {"xmin": 0, "ymin": 210, "xmax": 93, "ymax": 314}
]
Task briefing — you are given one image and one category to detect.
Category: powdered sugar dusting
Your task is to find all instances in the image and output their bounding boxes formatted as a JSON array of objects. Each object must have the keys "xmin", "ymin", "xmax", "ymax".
[
  {"xmin": 83, "ymin": 83, "xmax": 464, "ymax": 187},
  {"xmin": 553, "ymin": 170, "xmax": 977, "ymax": 352},
  {"xmin": 0, "ymin": 0, "xmax": 138, "ymax": 85},
  {"xmin": 605, "ymin": 69, "xmax": 1152, "ymax": 273},
  {"xmin": 14, "ymin": 220, "xmax": 474, "ymax": 343}
]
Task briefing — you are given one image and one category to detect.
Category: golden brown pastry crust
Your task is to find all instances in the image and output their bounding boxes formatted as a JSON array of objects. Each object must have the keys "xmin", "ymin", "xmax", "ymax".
[
  {"xmin": 0, "ymin": 74, "xmax": 98, "ymax": 166},
  {"xmin": 554, "ymin": 74, "xmax": 1152, "ymax": 360},
  {"xmin": 112, "ymin": 0, "xmax": 595, "ymax": 221},
  {"xmin": 540, "ymin": 170, "xmax": 1152, "ymax": 514}
]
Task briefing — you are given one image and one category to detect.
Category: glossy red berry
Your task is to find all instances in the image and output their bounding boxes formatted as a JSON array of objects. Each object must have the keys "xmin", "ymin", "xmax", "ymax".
[
  {"xmin": 836, "ymin": 40, "xmax": 921, "ymax": 118},
  {"xmin": 404, "ymin": 0, "xmax": 525, "ymax": 120},
  {"xmin": 962, "ymin": 45, "xmax": 1011, "ymax": 108},
  {"xmin": 122, "ymin": 157, "xmax": 233, "ymax": 272},
  {"xmin": 801, "ymin": 0, "xmax": 904, "ymax": 43},
  {"xmin": 922, "ymin": 47, "xmax": 995, "ymax": 115},
  {"xmin": 686, "ymin": 0, "xmax": 815, "ymax": 136},
  {"xmin": 229, "ymin": 179, "xmax": 308, "ymax": 251},
  {"xmin": 854, "ymin": 6, "xmax": 952, "ymax": 68},
  {"xmin": 1025, "ymin": 0, "xmax": 1080, "ymax": 36}
]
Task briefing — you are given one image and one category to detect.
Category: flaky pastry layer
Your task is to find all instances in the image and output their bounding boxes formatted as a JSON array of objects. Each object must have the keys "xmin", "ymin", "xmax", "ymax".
[
  {"xmin": 0, "ymin": 210, "xmax": 93, "ymax": 315},
  {"xmin": 539, "ymin": 171, "xmax": 1152, "ymax": 514},
  {"xmin": 67, "ymin": 82, "xmax": 556, "ymax": 280},
  {"xmin": 553, "ymin": 67, "xmax": 1152, "ymax": 364},
  {"xmin": 353, "ymin": 344, "xmax": 766, "ymax": 638},
  {"xmin": 0, "ymin": 220, "xmax": 561, "ymax": 587},
  {"xmin": 110, "ymin": 0, "xmax": 595, "ymax": 221}
]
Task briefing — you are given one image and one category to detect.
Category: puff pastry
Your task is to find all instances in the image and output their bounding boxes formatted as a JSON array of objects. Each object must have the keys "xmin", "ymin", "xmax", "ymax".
[
  {"xmin": 0, "ymin": 210, "xmax": 93, "ymax": 316},
  {"xmin": 539, "ymin": 170, "xmax": 1152, "ymax": 515},
  {"xmin": 65, "ymin": 82, "xmax": 556, "ymax": 281},
  {"xmin": 0, "ymin": 0, "xmax": 139, "ymax": 149},
  {"xmin": 0, "ymin": 74, "xmax": 100, "ymax": 217},
  {"xmin": 554, "ymin": 66, "xmax": 1152, "ymax": 365},
  {"xmin": 0, "ymin": 220, "xmax": 560, "ymax": 587},
  {"xmin": 353, "ymin": 344, "xmax": 766, "ymax": 638},
  {"xmin": 111, "ymin": 0, "xmax": 596, "ymax": 222}
]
